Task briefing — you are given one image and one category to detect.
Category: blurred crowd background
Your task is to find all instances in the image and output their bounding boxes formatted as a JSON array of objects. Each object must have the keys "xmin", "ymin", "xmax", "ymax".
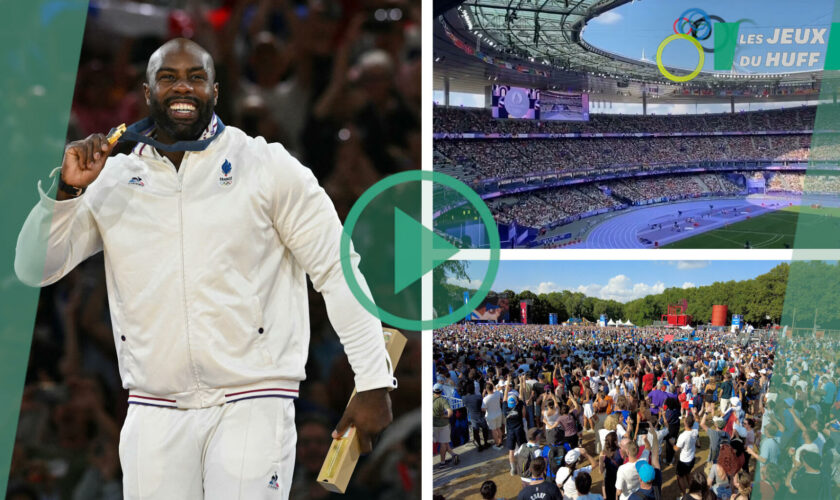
[{"xmin": 8, "ymin": 0, "xmax": 421, "ymax": 499}]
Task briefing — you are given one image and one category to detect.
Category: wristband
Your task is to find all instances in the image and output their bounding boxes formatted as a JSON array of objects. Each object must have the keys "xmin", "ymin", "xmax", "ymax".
[{"xmin": 58, "ymin": 174, "xmax": 85, "ymax": 197}]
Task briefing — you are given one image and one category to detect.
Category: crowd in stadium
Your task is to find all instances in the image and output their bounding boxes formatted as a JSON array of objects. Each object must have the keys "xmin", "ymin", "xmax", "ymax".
[
  {"xmin": 8, "ymin": 1, "xmax": 421, "ymax": 499},
  {"xmin": 490, "ymin": 186, "xmax": 623, "ymax": 227},
  {"xmin": 435, "ymin": 136, "xmax": 811, "ymax": 182},
  {"xmin": 608, "ymin": 175, "xmax": 742, "ymax": 205},
  {"xmin": 433, "ymin": 106, "xmax": 816, "ymax": 135},
  {"xmin": 432, "ymin": 323, "xmax": 840, "ymax": 499},
  {"xmin": 486, "ymin": 175, "xmax": 741, "ymax": 229}
]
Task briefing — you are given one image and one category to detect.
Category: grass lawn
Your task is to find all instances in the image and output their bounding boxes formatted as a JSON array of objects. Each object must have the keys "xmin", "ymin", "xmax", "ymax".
[{"xmin": 664, "ymin": 205, "xmax": 840, "ymax": 249}]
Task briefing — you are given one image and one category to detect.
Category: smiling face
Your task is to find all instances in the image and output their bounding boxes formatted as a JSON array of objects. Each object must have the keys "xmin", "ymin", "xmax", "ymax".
[{"xmin": 144, "ymin": 39, "xmax": 218, "ymax": 143}]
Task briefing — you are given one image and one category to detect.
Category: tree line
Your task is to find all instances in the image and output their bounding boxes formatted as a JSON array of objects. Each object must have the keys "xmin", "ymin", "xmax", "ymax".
[{"xmin": 439, "ymin": 262, "xmax": 840, "ymax": 328}]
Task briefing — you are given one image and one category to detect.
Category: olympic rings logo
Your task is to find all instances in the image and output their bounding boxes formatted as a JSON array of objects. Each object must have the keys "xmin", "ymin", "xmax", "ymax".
[{"xmin": 656, "ymin": 7, "xmax": 754, "ymax": 82}]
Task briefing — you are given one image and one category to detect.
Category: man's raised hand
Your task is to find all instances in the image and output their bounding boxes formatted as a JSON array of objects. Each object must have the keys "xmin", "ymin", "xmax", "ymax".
[{"xmin": 60, "ymin": 133, "xmax": 116, "ymax": 191}]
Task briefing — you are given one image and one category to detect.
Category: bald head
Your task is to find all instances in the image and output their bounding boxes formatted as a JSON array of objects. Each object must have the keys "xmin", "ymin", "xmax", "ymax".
[
  {"xmin": 146, "ymin": 38, "xmax": 216, "ymax": 85},
  {"xmin": 143, "ymin": 38, "xmax": 219, "ymax": 144}
]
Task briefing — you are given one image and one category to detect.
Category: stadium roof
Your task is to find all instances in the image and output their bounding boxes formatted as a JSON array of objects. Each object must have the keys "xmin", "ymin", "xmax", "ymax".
[{"xmin": 434, "ymin": 0, "xmax": 824, "ymax": 100}]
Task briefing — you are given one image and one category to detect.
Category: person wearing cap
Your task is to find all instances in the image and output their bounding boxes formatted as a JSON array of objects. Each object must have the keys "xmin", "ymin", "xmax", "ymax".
[
  {"xmin": 517, "ymin": 457, "xmax": 563, "ymax": 500},
  {"xmin": 555, "ymin": 447, "xmax": 598, "ymax": 499},
  {"xmin": 504, "ymin": 376, "xmax": 527, "ymax": 476},
  {"xmin": 626, "ymin": 461, "xmax": 657, "ymax": 500},
  {"xmin": 433, "ymin": 383, "xmax": 459, "ymax": 468}
]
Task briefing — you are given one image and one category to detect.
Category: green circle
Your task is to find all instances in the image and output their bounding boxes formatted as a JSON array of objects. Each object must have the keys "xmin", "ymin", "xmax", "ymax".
[{"xmin": 340, "ymin": 170, "xmax": 500, "ymax": 330}]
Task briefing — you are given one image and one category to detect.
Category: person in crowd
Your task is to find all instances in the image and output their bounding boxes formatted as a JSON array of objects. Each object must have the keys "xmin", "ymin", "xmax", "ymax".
[
  {"xmin": 434, "ymin": 383, "xmax": 459, "ymax": 467},
  {"xmin": 518, "ymin": 458, "xmax": 563, "ymax": 500},
  {"xmin": 556, "ymin": 447, "xmax": 598, "ymax": 499}
]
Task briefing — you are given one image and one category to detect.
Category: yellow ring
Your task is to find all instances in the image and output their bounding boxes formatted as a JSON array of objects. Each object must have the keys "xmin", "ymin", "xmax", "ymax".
[{"xmin": 656, "ymin": 33, "xmax": 704, "ymax": 82}]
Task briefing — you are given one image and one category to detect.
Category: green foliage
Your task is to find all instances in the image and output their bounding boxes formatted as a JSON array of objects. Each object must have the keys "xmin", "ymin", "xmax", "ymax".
[{"xmin": 502, "ymin": 262, "xmax": 802, "ymax": 327}]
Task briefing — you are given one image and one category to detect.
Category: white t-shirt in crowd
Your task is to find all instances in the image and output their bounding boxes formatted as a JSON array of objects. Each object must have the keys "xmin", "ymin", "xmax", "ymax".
[
  {"xmin": 598, "ymin": 429, "xmax": 612, "ymax": 450},
  {"xmin": 615, "ymin": 461, "xmax": 640, "ymax": 500},
  {"xmin": 483, "ymin": 392, "xmax": 502, "ymax": 420},
  {"xmin": 676, "ymin": 428, "xmax": 700, "ymax": 463},
  {"xmin": 556, "ymin": 465, "xmax": 592, "ymax": 499},
  {"xmin": 795, "ymin": 442, "xmax": 820, "ymax": 464}
]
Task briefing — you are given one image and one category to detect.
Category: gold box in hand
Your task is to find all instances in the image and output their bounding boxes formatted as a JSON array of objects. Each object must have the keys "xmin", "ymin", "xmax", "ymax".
[{"xmin": 316, "ymin": 328, "xmax": 407, "ymax": 493}]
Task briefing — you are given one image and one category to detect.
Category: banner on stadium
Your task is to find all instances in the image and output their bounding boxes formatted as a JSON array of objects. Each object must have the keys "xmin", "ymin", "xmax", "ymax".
[
  {"xmin": 431, "ymin": 130, "xmax": 811, "ymax": 140},
  {"xmin": 440, "ymin": 22, "xmax": 549, "ymax": 77},
  {"xmin": 549, "ymin": 313, "xmax": 558, "ymax": 325},
  {"xmin": 520, "ymin": 301, "xmax": 528, "ymax": 325}
]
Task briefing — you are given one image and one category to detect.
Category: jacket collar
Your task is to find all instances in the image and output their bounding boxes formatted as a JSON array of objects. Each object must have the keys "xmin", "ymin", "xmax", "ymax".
[{"xmin": 131, "ymin": 114, "xmax": 222, "ymax": 160}]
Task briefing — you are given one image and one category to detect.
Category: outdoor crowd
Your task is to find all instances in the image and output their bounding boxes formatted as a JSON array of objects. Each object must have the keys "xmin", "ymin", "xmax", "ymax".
[
  {"xmin": 432, "ymin": 323, "xmax": 840, "ymax": 500},
  {"xmin": 434, "ymin": 136, "xmax": 810, "ymax": 183},
  {"xmin": 486, "ymin": 174, "xmax": 740, "ymax": 229},
  {"xmin": 433, "ymin": 106, "xmax": 815, "ymax": 135},
  {"xmin": 8, "ymin": 0, "xmax": 421, "ymax": 499}
]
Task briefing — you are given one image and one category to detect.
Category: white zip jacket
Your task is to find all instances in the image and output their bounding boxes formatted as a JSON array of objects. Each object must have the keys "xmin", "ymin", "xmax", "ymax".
[{"xmin": 15, "ymin": 118, "xmax": 396, "ymax": 409}]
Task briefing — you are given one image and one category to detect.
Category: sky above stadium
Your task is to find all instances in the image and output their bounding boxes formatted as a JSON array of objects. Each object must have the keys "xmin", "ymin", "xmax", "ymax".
[
  {"xmin": 584, "ymin": 0, "xmax": 834, "ymax": 72},
  {"xmin": 449, "ymin": 260, "xmax": 786, "ymax": 302},
  {"xmin": 435, "ymin": 0, "xmax": 834, "ymax": 112}
]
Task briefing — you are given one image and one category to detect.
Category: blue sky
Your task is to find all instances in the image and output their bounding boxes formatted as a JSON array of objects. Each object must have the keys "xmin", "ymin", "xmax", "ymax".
[
  {"xmin": 585, "ymin": 0, "xmax": 834, "ymax": 72},
  {"xmin": 434, "ymin": 0, "xmax": 834, "ymax": 110},
  {"xmin": 448, "ymin": 260, "xmax": 785, "ymax": 302}
]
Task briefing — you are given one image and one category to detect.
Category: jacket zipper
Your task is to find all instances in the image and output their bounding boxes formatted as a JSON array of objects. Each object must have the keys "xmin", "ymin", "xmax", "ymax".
[{"xmin": 174, "ymin": 156, "xmax": 202, "ymax": 395}]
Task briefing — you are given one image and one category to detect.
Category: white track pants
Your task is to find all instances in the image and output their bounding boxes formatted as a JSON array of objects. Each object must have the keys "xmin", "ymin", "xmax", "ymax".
[{"xmin": 119, "ymin": 397, "xmax": 296, "ymax": 499}]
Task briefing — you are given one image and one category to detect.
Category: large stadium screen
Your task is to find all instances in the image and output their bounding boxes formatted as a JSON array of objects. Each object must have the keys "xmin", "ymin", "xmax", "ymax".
[
  {"xmin": 492, "ymin": 85, "xmax": 539, "ymax": 119},
  {"xmin": 540, "ymin": 90, "xmax": 589, "ymax": 121},
  {"xmin": 468, "ymin": 294, "xmax": 511, "ymax": 322}
]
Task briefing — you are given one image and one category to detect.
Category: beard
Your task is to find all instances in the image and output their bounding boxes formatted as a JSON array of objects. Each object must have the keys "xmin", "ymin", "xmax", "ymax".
[{"xmin": 148, "ymin": 95, "xmax": 215, "ymax": 142}]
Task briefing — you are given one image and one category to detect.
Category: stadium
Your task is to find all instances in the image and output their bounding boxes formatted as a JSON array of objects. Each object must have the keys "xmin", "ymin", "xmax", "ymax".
[{"xmin": 432, "ymin": 0, "xmax": 840, "ymax": 249}]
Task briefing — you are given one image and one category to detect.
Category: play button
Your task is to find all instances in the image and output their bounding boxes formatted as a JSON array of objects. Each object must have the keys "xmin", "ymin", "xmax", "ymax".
[
  {"xmin": 393, "ymin": 207, "xmax": 460, "ymax": 294},
  {"xmin": 339, "ymin": 170, "xmax": 500, "ymax": 331}
]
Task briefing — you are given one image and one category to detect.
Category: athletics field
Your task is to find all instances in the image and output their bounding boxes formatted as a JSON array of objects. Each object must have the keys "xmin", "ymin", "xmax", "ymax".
[{"xmin": 664, "ymin": 205, "xmax": 840, "ymax": 249}]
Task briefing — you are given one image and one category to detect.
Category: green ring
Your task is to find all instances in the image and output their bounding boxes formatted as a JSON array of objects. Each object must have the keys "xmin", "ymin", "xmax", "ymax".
[{"xmin": 340, "ymin": 170, "xmax": 501, "ymax": 330}]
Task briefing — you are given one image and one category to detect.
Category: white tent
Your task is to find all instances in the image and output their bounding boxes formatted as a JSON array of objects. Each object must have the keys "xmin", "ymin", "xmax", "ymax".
[
  {"xmin": 679, "ymin": 325, "xmax": 694, "ymax": 331},
  {"xmin": 623, "ymin": 319, "xmax": 635, "ymax": 326},
  {"xmin": 607, "ymin": 319, "xmax": 617, "ymax": 326}
]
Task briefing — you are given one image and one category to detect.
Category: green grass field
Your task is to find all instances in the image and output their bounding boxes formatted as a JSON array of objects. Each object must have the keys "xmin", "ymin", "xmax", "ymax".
[{"xmin": 664, "ymin": 205, "xmax": 840, "ymax": 249}]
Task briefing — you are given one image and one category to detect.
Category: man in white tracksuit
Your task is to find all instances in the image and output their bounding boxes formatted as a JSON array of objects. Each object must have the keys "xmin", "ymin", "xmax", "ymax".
[{"xmin": 15, "ymin": 38, "xmax": 396, "ymax": 499}]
